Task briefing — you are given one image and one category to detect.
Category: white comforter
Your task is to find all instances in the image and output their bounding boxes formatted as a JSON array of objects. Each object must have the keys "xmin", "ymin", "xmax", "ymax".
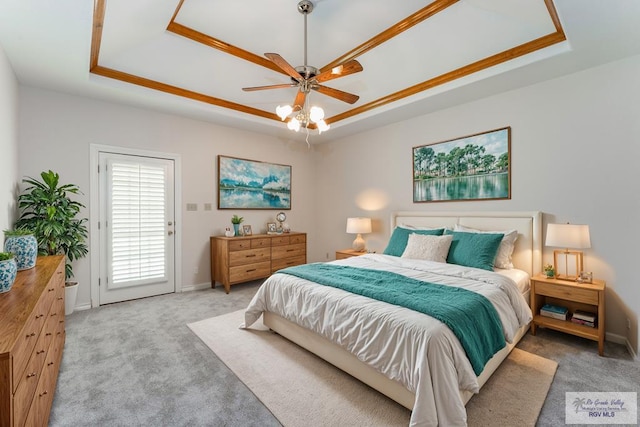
[{"xmin": 242, "ymin": 254, "xmax": 532, "ymax": 426}]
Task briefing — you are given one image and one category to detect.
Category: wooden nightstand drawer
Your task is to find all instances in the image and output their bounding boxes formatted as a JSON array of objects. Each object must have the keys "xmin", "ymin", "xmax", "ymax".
[{"xmin": 535, "ymin": 281, "xmax": 598, "ymax": 305}]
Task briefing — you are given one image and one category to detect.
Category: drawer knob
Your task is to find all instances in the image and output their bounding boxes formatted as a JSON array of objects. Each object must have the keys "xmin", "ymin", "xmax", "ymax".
[
  {"xmin": 246, "ymin": 254, "xmax": 256, "ymax": 258},
  {"xmin": 48, "ymin": 362, "xmax": 54, "ymax": 366},
  {"xmin": 36, "ymin": 314, "xmax": 44, "ymax": 319},
  {"xmin": 39, "ymin": 390, "xmax": 48, "ymax": 397},
  {"xmin": 37, "ymin": 349, "xmax": 46, "ymax": 355},
  {"xmin": 246, "ymin": 269, "xmax": 256, "ymax": 273},
  {"xmin": 57, "ymin": 297, "xmax": 63, "ymax": 300},
  {"xmin": 48, "ymin": 288, "xmax": 55, "ymax": 292},
  {"xmin": 26, "ymin": 332, "xmax": 36, "ymax": 338},
  {"xmin": 27, "ymin": 372, "xmax": 37, "ymax": 378},
  {"xmin": 46, "ymin": 332, "xmax": 52, "ymax": 336}
]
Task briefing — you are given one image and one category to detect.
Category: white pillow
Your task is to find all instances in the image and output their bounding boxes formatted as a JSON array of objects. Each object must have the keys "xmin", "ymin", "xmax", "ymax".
[
  {"xmin": 401, "ymin": 234, "xmax": 453, "ymax": 263},
  {"xmin": 454, "ymin": 224, "xmax": 518, "ymax": 269}
]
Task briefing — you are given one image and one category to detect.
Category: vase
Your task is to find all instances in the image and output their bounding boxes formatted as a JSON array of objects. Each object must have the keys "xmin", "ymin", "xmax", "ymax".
[
  {"xmin": 545, "ymin": 270, "xmax": 555, "ymax": 278},
  {"xmin": 0, "ymin": 258, "xmax": 17, "ymax": 293},
  {"xmin": 4, "ymin": 234, "xmax": 38, "ymax": 270},
  {"xmin": 233, "ymin": 223, "xmax": 240, "ymax": 236}
]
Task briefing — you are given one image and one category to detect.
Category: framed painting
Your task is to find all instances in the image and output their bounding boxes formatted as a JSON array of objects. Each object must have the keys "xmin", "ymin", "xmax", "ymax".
[
  {"xmin": 413, "ymin": 127, "xmax": 511, "ymax": 203},
  {"xmin": 218, "ymin": 156, "xmax": 291, "ymax": 209}
]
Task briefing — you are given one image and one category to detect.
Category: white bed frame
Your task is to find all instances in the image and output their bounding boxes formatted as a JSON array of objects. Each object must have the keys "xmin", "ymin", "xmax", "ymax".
[{"xmin": 264, "ymin": 211, "xmax": 542, "ymax": 410}]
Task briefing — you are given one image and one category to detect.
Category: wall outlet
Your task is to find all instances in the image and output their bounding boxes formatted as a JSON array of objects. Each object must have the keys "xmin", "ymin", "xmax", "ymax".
[
  {"xmin": 186, "ymin": 203, "xmax": 197, "ymax": 211},
  {"xmin": 204, "ymin": 203, "xmax": 212, "ymax": 211}
]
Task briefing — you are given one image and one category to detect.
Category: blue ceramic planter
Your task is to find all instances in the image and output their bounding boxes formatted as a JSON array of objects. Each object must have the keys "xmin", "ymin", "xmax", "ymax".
[
  {"xmin": 4, "ymin": 234, "xmax": 38, "ymax": 270},
  {"xmin": 0, "ymin": 258, "xmax": 17, "ymax": 293}
]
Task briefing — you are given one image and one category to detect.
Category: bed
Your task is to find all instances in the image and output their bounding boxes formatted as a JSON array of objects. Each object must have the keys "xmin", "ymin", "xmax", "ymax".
[{"xmin": 242, "ymin": 211, "xmax": 542, "ymax": 426}]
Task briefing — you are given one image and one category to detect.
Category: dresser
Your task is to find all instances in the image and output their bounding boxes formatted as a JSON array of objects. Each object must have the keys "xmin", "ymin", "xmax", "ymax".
[
  {"xmin": 210, "ymin": 232, "xmax": 307, "ymax": 293},
  {"xmin": 0, "ymin": 255, "xmax": 66, "ymax": 427}
]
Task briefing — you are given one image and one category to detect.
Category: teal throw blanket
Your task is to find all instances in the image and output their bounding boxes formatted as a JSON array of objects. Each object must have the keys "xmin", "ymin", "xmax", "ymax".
[{"xmin": 279, "ymin": 263, "xmax": 505, "ymax": 375}]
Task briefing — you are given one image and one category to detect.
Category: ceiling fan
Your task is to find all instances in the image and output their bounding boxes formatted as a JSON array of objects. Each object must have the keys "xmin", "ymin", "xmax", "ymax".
[{"xmin": 242, "ymin": 0, "xmax": 363, "ymax": 131}]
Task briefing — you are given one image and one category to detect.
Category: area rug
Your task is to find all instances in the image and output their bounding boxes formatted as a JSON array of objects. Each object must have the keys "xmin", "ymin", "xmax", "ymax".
[{"xmin": 188, "ymin": 310, "xmax": 557, "ymax": 427}]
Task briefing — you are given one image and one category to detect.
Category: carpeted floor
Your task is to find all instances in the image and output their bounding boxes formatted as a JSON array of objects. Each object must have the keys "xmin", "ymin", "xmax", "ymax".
[{"xmin": 50, "ymin": 281, "xmax": 638, "ymax": 426}]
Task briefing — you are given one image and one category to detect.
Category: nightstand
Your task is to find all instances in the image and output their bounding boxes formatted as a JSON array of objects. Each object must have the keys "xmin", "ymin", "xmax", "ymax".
[
  {"xmin": 335, "ymin": 249, "xmax": 367, "ymax": 260},
  {"xmin": 530, "ymin": 274, "xmax": 606, "ymax": 356}
]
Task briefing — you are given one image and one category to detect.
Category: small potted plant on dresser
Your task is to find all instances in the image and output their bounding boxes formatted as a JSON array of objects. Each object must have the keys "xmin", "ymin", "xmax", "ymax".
[
  {"xmin": 231, "ymin": 215, "xmax": 244, "ymax": 237},
  {"xmin": 15, "ymin": 170, "xmax": 88, "ymax": 314},
  {"xmin": 543, "ymin": 264, "xmax": 555, "ymax": 278},
  {"xmin": 0, "ymin": 252, "xmax": 17, "ymax": 293}
]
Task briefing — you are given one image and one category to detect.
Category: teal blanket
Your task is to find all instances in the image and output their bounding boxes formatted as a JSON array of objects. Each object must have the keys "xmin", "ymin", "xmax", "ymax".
[{"xmin": 279, "ymin": 263, "xmax": 506, "ymax": 375}]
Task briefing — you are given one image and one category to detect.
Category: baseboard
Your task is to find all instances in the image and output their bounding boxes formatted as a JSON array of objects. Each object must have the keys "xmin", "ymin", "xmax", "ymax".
[
  {"xmin": 180, "ymin": 282, "xmax": 211, "ymax": 292},
  {"xmin": 606, "ymin": 331, "xmax": 637, "ymax": 359},
  {"xmin": 73, "ymin": 303, "xmax": 92, "ymax": 312}
]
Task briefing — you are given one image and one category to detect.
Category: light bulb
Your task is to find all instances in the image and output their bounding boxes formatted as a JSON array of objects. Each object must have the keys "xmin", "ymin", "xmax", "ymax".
[
  {"xmin": 316, "ymin": 119, "xmax": 330, "ymax": 134},
  {"xmin": 287, "ymin": 117, "xmax": 301, "ymax": 132},
  {"xmin": 309, "ymin": 106, "xmax": 324, "ymax": 123},
  {"xmin": 276, "ymin": 105, "xmax": 293, "ymax": 121}
]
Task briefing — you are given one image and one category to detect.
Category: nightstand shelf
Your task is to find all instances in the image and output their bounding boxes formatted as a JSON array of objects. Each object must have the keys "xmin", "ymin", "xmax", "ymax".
[{"xmin": 530, "ymin": 274, "xmax": 605, "ymax": 355}]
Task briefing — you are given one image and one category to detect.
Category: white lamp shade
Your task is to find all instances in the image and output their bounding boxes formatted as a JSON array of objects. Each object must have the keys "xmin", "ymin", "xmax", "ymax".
[
  {"xmin": 545, "ymin": 223, "xmax": 591, "ymax": 249},
  {"xmin": 287, "ymin": 117, "xmax": 301, "ymax": 132},
  {"xmin": 276, "ymin": 105, "xmax": 293, "ymax": 120},
  {"xmin": 346, "ymin": 217, "xmax": 372, "ymax": 234},
  {"xmin": 309, "ymin": 106, "xmax": 325, "ymax": 122}
]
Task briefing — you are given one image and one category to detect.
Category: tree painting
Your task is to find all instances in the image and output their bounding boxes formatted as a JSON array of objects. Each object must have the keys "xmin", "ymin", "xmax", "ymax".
[
  {"xmin": 218, "ymin": 156, "xmax": 291, "ymax": 209},
  {"xmin": 413, "ymin": 127, "xmax": 511, "ymax": 202}
]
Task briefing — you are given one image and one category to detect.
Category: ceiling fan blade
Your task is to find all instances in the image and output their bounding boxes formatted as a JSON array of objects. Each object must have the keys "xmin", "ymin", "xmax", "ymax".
[
  {"xmin": 242, "ymin": 83, "xmax": 298, "ymax": 92},
  {"xmin": 314, "ymin": 60, "xmax": 363, "ymax": 83},
  {"xmin": 313, "ymin": 85, "xmax": 359, "ymax": 104},
  {"xmin": 293, "ymin": 90, "xmax": 306, "ymax": 110},
  {"xmin": 265, "ymin": 53, "xmax": 302, "ymax": 81}
]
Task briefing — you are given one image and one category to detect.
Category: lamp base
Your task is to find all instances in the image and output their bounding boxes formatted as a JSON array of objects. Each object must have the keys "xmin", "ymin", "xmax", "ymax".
[
  {"xmin": 553, "ymin": 249, "xmax": 583, "ymax": 281},
  {"xmin": 352, "ymin": 234, "xmax": 366, "ymax": 252}
]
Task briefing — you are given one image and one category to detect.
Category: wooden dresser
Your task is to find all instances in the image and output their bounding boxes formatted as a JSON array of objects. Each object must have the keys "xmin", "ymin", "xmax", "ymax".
[
  {"xmin": 210, "ymin": 232, "xmax": 306, "ymax": 293},
  {"xmin": 0, "ymin": 255, "xmax": 66, "ymax": 427}
]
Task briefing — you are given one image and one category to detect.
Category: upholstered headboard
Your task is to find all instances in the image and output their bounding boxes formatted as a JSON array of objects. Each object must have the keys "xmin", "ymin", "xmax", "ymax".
[{"xmin": 390, "ymin": 211, "xmax": 542, "ymax": 276}]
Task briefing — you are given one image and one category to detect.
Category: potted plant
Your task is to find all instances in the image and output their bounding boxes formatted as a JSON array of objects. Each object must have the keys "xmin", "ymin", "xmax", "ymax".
[
  {"xmin": 543, "ymin": 263, "xmax": 555, "ymax": 278},
  {"xmin": 15, "ymin": 170, "xmax": 88, "ymax": 314},
  {"xmin": 3, "ymin": 229, "xmax": 38, "ymax": 270},
  {"xmin": 0, "ymin": 252, "xmax": 17, "ymax": 293},
  {"xmin": 231, "ymin": 215, "xmax": 244, "ymax": 236}
]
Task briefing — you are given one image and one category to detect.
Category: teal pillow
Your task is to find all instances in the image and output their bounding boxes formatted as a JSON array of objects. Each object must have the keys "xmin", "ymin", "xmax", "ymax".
[
  {"xmin": 445, "ymin": 230, "xmax": 504, "ymax": 271},
  {"xmin": 383, "ymin": 227, "xmax": 444, "ymax": 257}
]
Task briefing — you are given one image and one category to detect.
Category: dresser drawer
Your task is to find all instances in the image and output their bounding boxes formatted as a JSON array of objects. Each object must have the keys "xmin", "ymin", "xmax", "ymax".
[
  {"xmin": 229, "ymin": 248, "xmax": 271, "ymax": 266},
  {"xmin": 228, "ymin": 240, "xmax": 251, "ymax": 251},
  {"xmin": 229, "ymin": 261, "xmax": 271, "ymax": 283},
  {"xmin": 271, "ymin": 255, "xmax": 306, "ymax": 272},
  {"xmin": 535, "ymin": 281, "xmax": 598, "ymax": 305},
  {"xmin": 13, "ymin": 327, "xmax": 49, "ymax": 427},
  {"xmin": 251, "ymin": 238, "xmax": 271, "ymax": 249},
  {"xmin": 272, "ymin": 243, "xmax": 306, "ymax": 260},
  {"xmin": 12, "ymin": 293, "xmax": 50, "ymax": 392}
]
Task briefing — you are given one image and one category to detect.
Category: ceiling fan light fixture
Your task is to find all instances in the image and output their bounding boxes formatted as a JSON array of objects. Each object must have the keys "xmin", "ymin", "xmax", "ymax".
[
  {"xmin": 309, "ymin": 105, "xmax": 324, "ymax": 122},
  {"xmin": 276, "ymin": 105, "xmax": 293, "ymax": 120},
  {"xmin": 316, "ymin": 119, "xmax": 330, "ymax": 134},
  {"xmin": 287, "ymin": 117, "xmax": 301, "ymax": 132}
]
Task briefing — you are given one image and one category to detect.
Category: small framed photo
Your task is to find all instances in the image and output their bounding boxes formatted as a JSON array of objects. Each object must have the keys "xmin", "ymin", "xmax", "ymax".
[
  {"xmin": 578, "ymin": 271, "xmax": 593, "ymax": 284},
  {"xmin": 242, "ymin": 225, "xmax": 252, "ymax": 236},
  {"xmin": 267, "ymin": 222, "xmax": 278, "ymax": 234}
]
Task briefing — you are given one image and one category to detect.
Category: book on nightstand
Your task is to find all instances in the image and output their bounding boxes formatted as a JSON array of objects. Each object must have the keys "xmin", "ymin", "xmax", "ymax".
[
  {"xmin": 571, "ymin": 317, "xmax": 596, "ymax": 328},
  {"xmin": 540, "ymin": 304, "xmax": 569, "ymax": 320},
  {"xmin": 571, "ymin": 310, "xmax": 597, "ymax": 327}
]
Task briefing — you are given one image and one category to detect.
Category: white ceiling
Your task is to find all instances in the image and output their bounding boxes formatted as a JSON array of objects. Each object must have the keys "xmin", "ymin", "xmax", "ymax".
[{"xmin": 1, "ymin": 0, "xmax": 639, "ymax": 142}]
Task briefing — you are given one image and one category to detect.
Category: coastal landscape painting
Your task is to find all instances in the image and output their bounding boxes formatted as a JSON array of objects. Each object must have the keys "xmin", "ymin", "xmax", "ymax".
[
  {"xmin": 413, "ymin": 127, "xmax": 511, "ymax": 203},
  {"xmin": 218, "ymin": 156, "xmax": 291, "ymax": 209}
]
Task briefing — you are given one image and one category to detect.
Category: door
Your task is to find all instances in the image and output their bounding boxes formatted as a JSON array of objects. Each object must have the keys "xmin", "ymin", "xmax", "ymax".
[{"xmin": 98, "ymin": 153, "xmax": 175, "ymax": 304}]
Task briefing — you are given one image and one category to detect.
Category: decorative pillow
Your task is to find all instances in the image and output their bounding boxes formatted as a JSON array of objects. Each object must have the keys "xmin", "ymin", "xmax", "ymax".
[
  {"xmin": 401, "ymin": 234, "xmax": 453, "ymax": 263},
  {"xmin": 445, "ymin": 230, "xmax": 504, "ymax": 271},
  {"xmin": 454, "ymin": 224, "xmax": 518, "ymax": 269},
  {"xmin": 383, "ymin": 226, "xmax": 445, "ymax": 257}
]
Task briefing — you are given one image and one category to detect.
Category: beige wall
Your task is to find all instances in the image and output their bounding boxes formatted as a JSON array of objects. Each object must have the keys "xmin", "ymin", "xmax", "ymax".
[
  {"xmin": 18, "ymin": 88, "xmax": 318, "ymax": 309},
  {"xmin": 314, "ymin": 54, "xmax": 640, "ymax": 355},
  {"xmin": 0, "ymin": 42, "xmax": 18, "ymax": 244}
]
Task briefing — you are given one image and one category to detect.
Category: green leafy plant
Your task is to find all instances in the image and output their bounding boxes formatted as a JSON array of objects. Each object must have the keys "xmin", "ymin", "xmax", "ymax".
[
  {"xmin": 15, "ymin": 170, "xmax": 88, "ymax": 279},
  {"xmin": 3, "ymin": 229, "xmax": 34, "ymax": 237},
  {"xmin": 231, "ymin": 215, "xmax": 244, "ymax": 224},
  {"xmin": 543, "ymin": 264, "xmax": 554, "ymax": 272},
  {"xmin": 0, "ymin": 252, "xmax": 15, "ymax": 261}
]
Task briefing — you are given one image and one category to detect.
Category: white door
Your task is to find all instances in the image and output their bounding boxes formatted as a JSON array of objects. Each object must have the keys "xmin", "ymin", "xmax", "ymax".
[{"xmin": 98, "ymin": 153, "xmax": 175, "ymax": 304}]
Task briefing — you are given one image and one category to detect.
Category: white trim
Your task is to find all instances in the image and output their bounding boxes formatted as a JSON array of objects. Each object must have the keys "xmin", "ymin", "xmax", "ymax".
[
  {"xmin": 181, "ymin": 282, "xmax": 211, "ymax": 292},
  {"xmin": 89, "ymin": 144, "xmax": 182, "ymax": 308},
  {"xmin": 606, "ymin": 332, "xmax": 637, "ymax": 359}
]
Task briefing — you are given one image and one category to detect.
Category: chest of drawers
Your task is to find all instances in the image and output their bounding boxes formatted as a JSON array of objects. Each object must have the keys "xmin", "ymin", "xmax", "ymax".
[
  {"xmin": 210, "ymin": 232, "xmax": 306, "ymax": 293},
  {"xmin": 0, "ymin": 255, "xmax": 66, "ymax": 427}
]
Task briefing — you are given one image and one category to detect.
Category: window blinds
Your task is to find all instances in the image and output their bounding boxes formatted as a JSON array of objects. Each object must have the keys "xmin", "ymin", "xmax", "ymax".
[{"xmin": 109, "ymin": 162, "xmax": 166, "ymax": 285}]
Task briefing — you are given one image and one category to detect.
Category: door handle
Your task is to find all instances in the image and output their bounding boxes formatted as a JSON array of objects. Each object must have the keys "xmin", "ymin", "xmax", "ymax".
[{"xmin": 168, "ymin": 221, "xmax": 173, "ymax": 226}]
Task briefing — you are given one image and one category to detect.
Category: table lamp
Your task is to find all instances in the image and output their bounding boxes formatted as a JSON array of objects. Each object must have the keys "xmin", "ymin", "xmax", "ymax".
[
  {"xmin": 545, "ymin": 223, "xmax": 591, "ymax": 281},
  {"xmin": 346, "ymin": 217, "xmax": 372, "ymax": 252}
]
